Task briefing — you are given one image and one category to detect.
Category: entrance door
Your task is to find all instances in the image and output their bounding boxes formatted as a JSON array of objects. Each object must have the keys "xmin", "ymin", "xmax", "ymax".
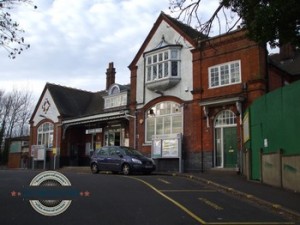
[
  {"xmin": 105, "ymin": 128, "xmax": 122, "ymax": 146},
  {"xmin": 214, "ymin": 110, "xmax": 237, "ymax": 168},
  {"xmin": 223, "ymin": 127, "xmax": 237, "ymax": 168}
]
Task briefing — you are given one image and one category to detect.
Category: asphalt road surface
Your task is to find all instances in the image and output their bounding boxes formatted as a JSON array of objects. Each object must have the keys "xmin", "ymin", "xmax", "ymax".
[{"xmin": 0, "ymin": 170, "xmax": 297, "ymax": 225}]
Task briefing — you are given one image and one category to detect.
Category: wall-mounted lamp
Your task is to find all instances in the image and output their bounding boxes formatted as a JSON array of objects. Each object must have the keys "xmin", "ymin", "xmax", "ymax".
[{"xmin": 149, "ymin": 109, "xmax": 155, "ymax": 116}]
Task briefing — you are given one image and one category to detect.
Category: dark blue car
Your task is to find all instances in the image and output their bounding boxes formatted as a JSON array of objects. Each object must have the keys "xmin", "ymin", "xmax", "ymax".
[{"xmin": 90, "ymin": 146, "xmax": 156, "ymax": 175}]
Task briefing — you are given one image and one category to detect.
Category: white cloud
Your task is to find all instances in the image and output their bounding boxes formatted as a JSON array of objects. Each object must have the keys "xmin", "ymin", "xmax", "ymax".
[{"xmin": 0, "ymin": 0, "xmax": 220, "ymax": 102}]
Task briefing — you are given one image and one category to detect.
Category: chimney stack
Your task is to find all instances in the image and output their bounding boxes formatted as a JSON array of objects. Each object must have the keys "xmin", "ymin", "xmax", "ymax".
[{"xmin": 106, "ymin": 62, "xmax": 116, "ymax": 90}]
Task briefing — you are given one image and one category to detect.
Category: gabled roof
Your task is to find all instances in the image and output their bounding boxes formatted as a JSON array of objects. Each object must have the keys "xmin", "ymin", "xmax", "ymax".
[
  {"xmin": 269, "ymin": 51, "xmax": 300, "ymax": 76},
  {"xmin": 30, "ymin": 82, "xmax": 131, "ymax": 123},
  {"xmin": 46, "ymin": 83, "xmax": 96, "ymax": 118},
  {"xmin": 129, "ymin": 11, "xmax": 205, "ymax": 69}
]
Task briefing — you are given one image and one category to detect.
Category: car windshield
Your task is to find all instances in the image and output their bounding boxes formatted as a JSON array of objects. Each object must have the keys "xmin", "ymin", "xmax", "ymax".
[{"xmin": 122, "ymin": 147, "xmax": 143, "ymax": 156}]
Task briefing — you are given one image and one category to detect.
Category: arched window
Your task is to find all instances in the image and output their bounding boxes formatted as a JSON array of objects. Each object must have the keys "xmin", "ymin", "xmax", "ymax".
[
  {"xmin": 145, "ymin": 101, "xmax": 183, "ymax": 142},
  {"xmin": 37, "ymin": 122, "xmax": 54, "ymax": 148},
  {"xmin": 109, "ymin": 85, "xmax": 120, "ymax": 95},
  {"xmin": 215, "ymin": 110, "xmax": 236, "ymax": 127}
]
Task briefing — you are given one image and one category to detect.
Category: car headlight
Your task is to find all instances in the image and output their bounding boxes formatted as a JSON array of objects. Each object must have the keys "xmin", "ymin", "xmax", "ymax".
[{"xmin": 132, "ymin": 158, "xmax": 142, "ymax": 164}]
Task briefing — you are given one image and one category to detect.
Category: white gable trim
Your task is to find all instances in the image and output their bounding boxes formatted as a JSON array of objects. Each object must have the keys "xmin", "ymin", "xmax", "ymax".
[{"xmin": 33, "ymin": 89, "xmax": 60, "ymax": 126}]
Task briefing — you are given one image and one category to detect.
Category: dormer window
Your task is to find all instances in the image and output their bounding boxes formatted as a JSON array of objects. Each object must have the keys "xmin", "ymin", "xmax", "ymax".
[
  {"xmin": 144, "ymin": 41, "xmax": 182, "ymax": 92},
  {"xmin": 104, "ymin": 84, "xmax": 128, "ymax": 109},
  {"xmin": 110, "ymin": 85, "xmax": 120, "ymax": 95}
]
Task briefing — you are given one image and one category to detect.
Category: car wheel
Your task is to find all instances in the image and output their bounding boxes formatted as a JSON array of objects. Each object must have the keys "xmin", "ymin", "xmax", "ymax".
[
  {"xmin": 91, "ymin": 163, "xmax": 99, "ymax": 174},
  {"xmin": 122, "ymin": 164, "xmax": 130, "ymax": 175}
]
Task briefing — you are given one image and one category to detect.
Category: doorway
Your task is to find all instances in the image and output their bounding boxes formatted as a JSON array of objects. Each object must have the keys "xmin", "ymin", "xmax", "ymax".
[
  {"xmin": 214, "ymin": 110, "xmax": 238, "ymax": 168},
  {"xmin": 104, "ymin": 127, "xmax": 123, "ymax": 146}
]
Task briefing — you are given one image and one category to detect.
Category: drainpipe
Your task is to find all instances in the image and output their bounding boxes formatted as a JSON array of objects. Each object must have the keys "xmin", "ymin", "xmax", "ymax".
[{"xmin": 236, "ymin": 101, "xmax": 243, "ymax": 174}]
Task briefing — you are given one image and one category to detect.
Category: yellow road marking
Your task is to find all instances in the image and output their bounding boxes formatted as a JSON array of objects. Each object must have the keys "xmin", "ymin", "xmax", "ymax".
[
  {"xmin": 124, "ymin": 176, "xmax": 295, "ymax": 225},
  {"xmin": 126, "ymin": 176, "xmax": 207, "ymax": 224},
  {"xmin": 198, "ymin": 197, "xmax": 223, "ymax": 211}
]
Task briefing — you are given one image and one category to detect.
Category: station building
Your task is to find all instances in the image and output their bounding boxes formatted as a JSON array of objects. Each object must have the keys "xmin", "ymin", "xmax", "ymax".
[{"xmin": 29, "ymin": 12, "xmax": 298, "ymax": 171}]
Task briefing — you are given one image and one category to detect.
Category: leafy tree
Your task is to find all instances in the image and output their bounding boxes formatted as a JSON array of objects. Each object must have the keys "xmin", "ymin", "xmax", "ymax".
[
  {"xmin": 0, "ymin": 0, "xmax": 37, "ymax": 58},
  {"xmin": 169, "ymin": 0, "xmax": 300, "ymax": 48}
]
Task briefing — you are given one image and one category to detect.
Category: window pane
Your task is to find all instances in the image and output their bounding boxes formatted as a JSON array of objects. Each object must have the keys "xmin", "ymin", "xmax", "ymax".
[
  {"xmin": 49, "ymin": 133, "xmax": 53, "ymax": 148},
  {"xmin": 38, "ymin": 134, "xmax": 42, "ymax": 145},
  {"xmin": 121, "ymin": 95, "xmax": 127, "ymax": 105},
  {"xmin": 147, "ymin": 66, "xmax": 151, "ymax": 81},
  {"xmin": 160, "ymin": 102, "xmax": 171, "ymax": 115},
  {"xmin": 147, "ymin": 56, "xmax": 152, "ymax": 65},
  {"xmin": 171, "ymin": 49, "xmax": 177, "ymax": 59},
  {"xmin": 164, "ymin": 62, "xmax": 168, "ymax": 77},
  {"xmin": 210, "ymin": 67, "xmax": 219, "ymax": 87},
  {"xmin": 215, "ymin": 110, "xmax": 236, "ymax": 126},
  {"xmin": 164, "ymin": 51, "xmax": 169, "ymax": 60},
  {"xmin": 171, "ymin": 61, "xmax": 178, "ymax": 76},
  {"xmin": 230, "ymin": 62, "xmax": 240, "ymax": 83},
  {"xmin": 156, "ymin": 117, "xmax": 163, "ymax": 135},
  {"xmin": 164, "ymin": 116, "xmax": 171, "ymax": 134},
  {"xmin": 220, "ymin": 65, "xmax": 229, "ymax": 85},
  {"xmin": 159, "ymin": 53, "xmax": 163, "ymax": 61},
  {"xmin": 153, "ymin": 55, "xmax": 157, "ymax": 63},
  {"xmin": 43, "ymin": 133, "xmax": 48, "ymax": 146},
  {"xmin": 158, "ymin": 63, "xmax": 163, "ymax": 78},
  {"xmin": 153, "ymin": 65, "xmax": 157, "ymax": 79},
  {"xmin": 43, "ymin": 123, "xmax": 49, "ymax": 132},
  {"xmin": 147, "ymin": 118, "xmax": 155, "ymax": 141},
  {"xmin": 172, "ymin": 115, "xmax": 182, "ymax": 133}
]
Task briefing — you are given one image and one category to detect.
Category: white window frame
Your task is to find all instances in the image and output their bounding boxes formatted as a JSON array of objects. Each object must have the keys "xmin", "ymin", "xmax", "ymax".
[
  {"xmin": 37, "ymin": 122, "xmax": 54, "ymax": 148},
  {"xmin": 145, "ymin": 101, "xmax": 183, "ymax": 143},
  {"xmin": 104, "ymin": 92, "xmax": 127, "ymax": 109},
  {"xmin": 215, "ymin": 110, "xmax": 237, "ymax": 127},
  {"xmin": 145, "ymin": 47, "xmax": 181, "ymax": 83},
  {"xmin": 208, "ymin": 60, "xmax": 241, "ymax": 88}
]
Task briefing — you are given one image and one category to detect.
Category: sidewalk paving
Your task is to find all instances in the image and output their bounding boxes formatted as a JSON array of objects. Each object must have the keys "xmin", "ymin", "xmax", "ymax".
[{"xmin": 172, "ymin": 170, "xmax": 300, "ymax": 222}]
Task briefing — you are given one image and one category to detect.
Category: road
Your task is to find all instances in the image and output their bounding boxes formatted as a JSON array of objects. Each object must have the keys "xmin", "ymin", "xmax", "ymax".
[{"xmin": 0, "ymin": 170, "xmax": 297, "ymax": 225}]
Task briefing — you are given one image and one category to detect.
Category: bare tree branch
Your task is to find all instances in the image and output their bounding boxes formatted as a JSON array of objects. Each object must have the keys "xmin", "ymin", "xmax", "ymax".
[{"xmin": 0, "ymin": 0, "xmax": 37, "ymax": 58}]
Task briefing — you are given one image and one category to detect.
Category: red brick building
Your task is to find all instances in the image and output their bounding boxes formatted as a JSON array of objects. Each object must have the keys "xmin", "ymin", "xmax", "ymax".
[
  {"xmin": 29, "ymin": 12, "xmax": 299, "ymax": 171},
  {"xmin": 128, "ymin": 12, "xmax": 298, "ymax": 172}
]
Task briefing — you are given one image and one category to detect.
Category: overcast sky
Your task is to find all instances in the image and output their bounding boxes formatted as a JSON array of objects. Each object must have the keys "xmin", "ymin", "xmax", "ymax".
[{"xmin": 0, "ymin": 0, "xmax": 221, "ymax": 101}]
